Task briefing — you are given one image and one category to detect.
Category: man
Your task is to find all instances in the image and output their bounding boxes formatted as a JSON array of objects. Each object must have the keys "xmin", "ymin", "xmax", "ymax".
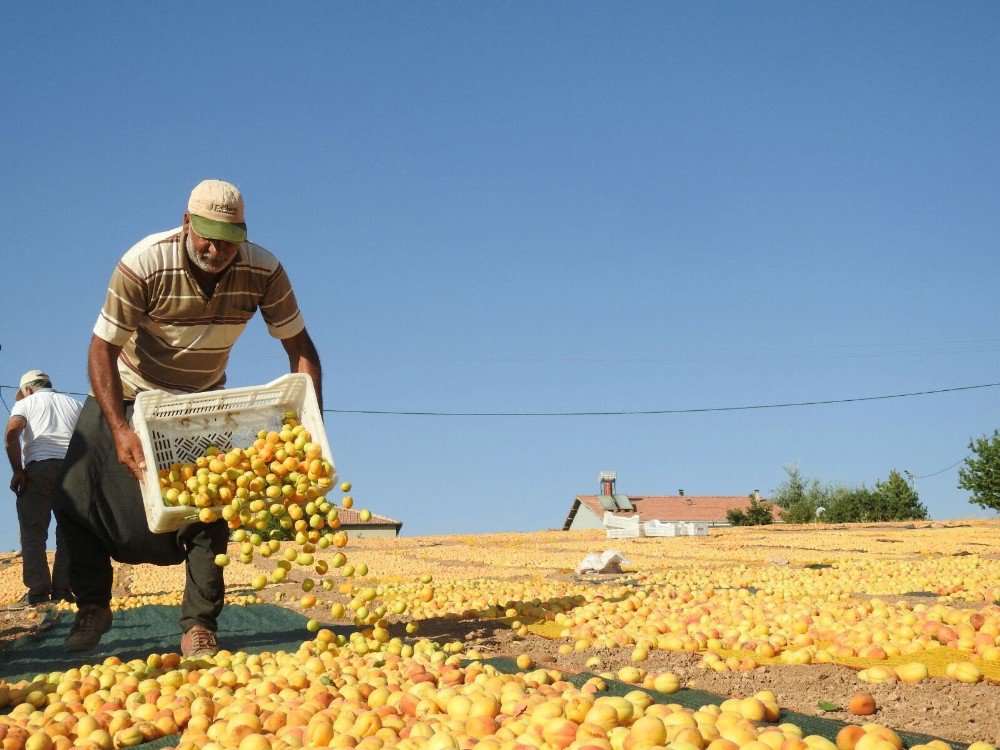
[
  {"xmin": 5, "ymin": 371, "xmax": 82, "ymax": 606},
  {"xmin": 54, "ymin": 179, "xmax": 322, "ymax": 656}
]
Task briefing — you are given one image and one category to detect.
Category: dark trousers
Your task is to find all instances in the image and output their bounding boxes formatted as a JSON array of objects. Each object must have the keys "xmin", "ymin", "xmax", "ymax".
[
  {"xmin": 16, "ymin": 459, "xmax": 71, "ymax": 599},
  {"xmin": 53, "ymin": 397, "xmax": 228, "ymax": 632}
]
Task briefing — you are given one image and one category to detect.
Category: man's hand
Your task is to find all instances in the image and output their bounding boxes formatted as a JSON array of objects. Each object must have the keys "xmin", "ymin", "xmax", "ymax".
[
  {"xmin": 89, "ymin": 335, "xmax": 146, "ymax": 479},
  {"xmin": 9, "ymin": 471, "xmax": 26, "ymax": 495},
  {"xmin": 112, "ymin": 427, "xmax": 147, "ymax": 481},
  {"xmin": 6, "ymin": 416, "xmax": 27, "ymax": 493}
]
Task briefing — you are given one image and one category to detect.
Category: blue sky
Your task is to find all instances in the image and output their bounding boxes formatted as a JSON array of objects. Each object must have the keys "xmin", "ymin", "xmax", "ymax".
[{"xmin": 2, "ymin": 3, "xmax": 998, "ymax": 552}]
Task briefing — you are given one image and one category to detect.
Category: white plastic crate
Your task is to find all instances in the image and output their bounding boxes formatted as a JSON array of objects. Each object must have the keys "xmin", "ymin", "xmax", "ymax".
[
  {"xmin": 603, "ymin": 512, "xmax": 641, "ymax": 530},
  {"xmin": 683, "ymin": 522, "xmax": 709, "ymax": 536},
  {"xmin": 604, "ymin": 512, "xmax": 642, "ymax": 538},
  {"xmin": 606, "ymin": 527, "xmax": 640, "ymax": 539},
  {"xmin": 131, "ymin": 373, "xmax": 335, "ymax": 533},
  {"xmin": 643, "ymin": 520, "xmax": 679, "ymax": 537}
]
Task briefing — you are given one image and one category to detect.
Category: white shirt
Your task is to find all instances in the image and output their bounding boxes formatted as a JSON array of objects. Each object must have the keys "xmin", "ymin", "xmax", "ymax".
[{"xmin": 10, "ymin": 389, "xmax": 83, "ymax": 464}]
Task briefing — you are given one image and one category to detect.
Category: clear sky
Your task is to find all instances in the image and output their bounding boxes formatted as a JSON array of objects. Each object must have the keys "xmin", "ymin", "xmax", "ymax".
[{"xmin": 2, "ymin": 3, "xmax": 998, "ymax": 552}]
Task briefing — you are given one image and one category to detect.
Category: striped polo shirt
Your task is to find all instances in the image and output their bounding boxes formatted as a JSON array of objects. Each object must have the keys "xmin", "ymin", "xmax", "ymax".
[{"xmin": 93, "ymin": 227, "xmax": 304, "ymax": 399}]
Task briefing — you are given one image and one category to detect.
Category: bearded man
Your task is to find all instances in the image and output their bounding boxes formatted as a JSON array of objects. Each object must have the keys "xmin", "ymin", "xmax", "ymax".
[{"xmin": 54, "ymin": 179, "xmax": 322, "ymax": 656}]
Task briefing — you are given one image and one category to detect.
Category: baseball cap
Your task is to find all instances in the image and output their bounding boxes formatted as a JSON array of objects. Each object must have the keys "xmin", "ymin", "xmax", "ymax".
[
  {"xmin": 187, "ymin": 179, "xmax": 248, "ymax": 243},
  {"xmin": 19, "ymin": 370, "xmax": 49, "ymax": 390}
]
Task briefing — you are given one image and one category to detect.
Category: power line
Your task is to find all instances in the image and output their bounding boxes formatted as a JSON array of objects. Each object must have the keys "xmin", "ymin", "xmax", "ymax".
[
  {"xmin": 912, "ymin": 456, "xmax": 969, "ymax": 479},
  {"xmin": 2, "ymin": 379, "xmax": 999, "ymax": 417},
  {"xmin": 0, "ymin": 381, "xmax": 985, "ymax": 482},
  {"xmin": 327, "ymin": 382, "xmax": 1000, "ymax": 416}
]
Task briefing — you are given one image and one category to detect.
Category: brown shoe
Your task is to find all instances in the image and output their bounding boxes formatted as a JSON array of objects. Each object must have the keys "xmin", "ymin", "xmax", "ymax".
[
  {"xmin": 64, "ymin": 604, "xmax": 113, "ymax": 653},
  {"xmin": 181, "ymin": 625, "xmax": 219, "ymax": 658}
]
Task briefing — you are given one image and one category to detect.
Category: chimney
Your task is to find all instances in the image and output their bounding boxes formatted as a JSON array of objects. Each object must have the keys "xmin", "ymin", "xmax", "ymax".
[
  {"xmin": 753, "ymin": 489, "xmax": 761, "ymax": 501},
  {"xmin": 678, "ymin": 489, "xmax": 684, "ymax": 496},
  {"xmin": 599, "ymin": 470, "xmax": 617, "ymax": 496}
]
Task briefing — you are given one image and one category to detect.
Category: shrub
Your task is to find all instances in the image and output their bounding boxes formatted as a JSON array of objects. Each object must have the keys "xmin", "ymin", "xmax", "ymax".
[{"xmin": 728, "ymin": 497, "xmax": 775, "ymax": 526}]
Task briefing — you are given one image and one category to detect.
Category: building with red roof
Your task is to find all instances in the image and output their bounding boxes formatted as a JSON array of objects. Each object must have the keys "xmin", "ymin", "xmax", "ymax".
[
  {"xmin": 337, "ymin": 507, "xmax": 403, "ymax": 538},
  {"xmin": 563, "ymin": 471, "xmax": 776, "ymax": 530}
]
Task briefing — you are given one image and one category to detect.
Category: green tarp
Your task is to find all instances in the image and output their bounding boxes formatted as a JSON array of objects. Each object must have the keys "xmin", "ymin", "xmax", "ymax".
[
  {"xmin": 0, "ymin": 604, "xmax": 327, "ymax": 750},
  {"xmin": 0, "ymin": 603, "xmax": 313, "ymax": 683}
]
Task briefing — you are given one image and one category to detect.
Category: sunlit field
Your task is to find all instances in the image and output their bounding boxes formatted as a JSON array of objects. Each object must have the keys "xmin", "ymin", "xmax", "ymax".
[{"xmin": 0, "ymin": 521, "xmax": 998, "ymax": 749}]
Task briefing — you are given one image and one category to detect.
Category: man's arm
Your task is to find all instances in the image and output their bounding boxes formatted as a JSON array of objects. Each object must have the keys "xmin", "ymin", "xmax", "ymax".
[
  {"xmin": 281, "ymin": 328, "xmax": 323, "ymax": 412},
  {"xmin": 89, "ymin": 334, "xmax": 146, "ymax": 480},
  {"xmin": 4, "ymin": 417, "xmax": 26, "ymax": 494}
]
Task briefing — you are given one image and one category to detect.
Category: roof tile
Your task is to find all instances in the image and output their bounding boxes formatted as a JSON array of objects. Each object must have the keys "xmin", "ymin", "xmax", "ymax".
[
  {"xmin": 335, "ymin": 507, "xmax": 402, "ymax": 526},
  {"xmin": 575, "ymin": 495, "xmax": 779, "ymax": 523}
]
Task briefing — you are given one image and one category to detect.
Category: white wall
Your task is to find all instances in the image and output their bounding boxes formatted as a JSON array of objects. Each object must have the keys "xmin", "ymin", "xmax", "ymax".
[{"xmin": 567, "ymin": 503, "xmax": 605, "ymax": 531}]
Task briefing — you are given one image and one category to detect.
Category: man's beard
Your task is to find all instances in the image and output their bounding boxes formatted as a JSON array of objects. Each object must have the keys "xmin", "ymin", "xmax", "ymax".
[{"xmin": 186, "ymin": 231, "xmax": 232, "ymax": 274}]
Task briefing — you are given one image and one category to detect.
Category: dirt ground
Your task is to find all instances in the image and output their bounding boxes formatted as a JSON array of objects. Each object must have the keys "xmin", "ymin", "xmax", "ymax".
[{"xmin": 0, "ymin": 606, "xmax": 48, "ymax": 651}]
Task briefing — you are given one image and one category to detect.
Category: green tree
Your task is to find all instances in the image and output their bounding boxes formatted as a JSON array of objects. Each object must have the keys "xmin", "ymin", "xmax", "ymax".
[
  {"xmin": 958, "ymin": 430, "xmax": 1000, "ymax": 512},
  {"xmin": 745, "ymin": 497, "xmax": 775, "ymax": 525},
  {"xmin": 822, "ymin": 484, "xmax": 878, "ymax": 523},
  {"xmin": 770, "ymin": 464, "xmax": 809, "ymax": 510},
  {"xmin": 726, "ymin": 507, "xmax": 749, "ymax": 526},
  {"xmin": 816, "ymin": 474, "xmax": 926, "ymax": 523},
  {"xmin": 771, "ymin": 463, "xmax": 828, "ymax": 521},
  {"xmin": 875, "ymin": 470, "xmax": 927, "ymax": 521},
  {"xmin": 782, "ymin": 499, "xmax": 818, "ymax": 524}
]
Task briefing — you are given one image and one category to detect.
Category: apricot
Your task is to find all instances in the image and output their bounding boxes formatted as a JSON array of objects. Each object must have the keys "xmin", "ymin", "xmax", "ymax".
[
  {"xmin": 238, "ymin": 736, "xmax": 273, "ymax": 750},
  {"xmin": 738, "ymin": 698, "xmax": 767, "ymax": 722},
  {"xmin": 628, "ymin": 717, "xmax": 667, "ymax": 747},
  {"xmin": 541, "ymin": 718, "xmax": 578, "ymax": 749},
  {"xmin": 617, "ymin": 667, "xmax": 642, "ymax": 684},
  {"xmin": 836, "ymin": 726, "xmax": 865, "ymax": 750},
  {"xmin": 848, "ymin": 693, "xmax": 876, "ymax": 716},
  {"xmin": 862, "ymin": 727, "xmax": 903, "ymax": 750},
  {"xmin": 857, "ymin": 667, "xmax": 895, "ymax": 684},
  {"xmin": 947, "ymin": 662, "xmax": 983, "ymax": 683},
  {"xmin": 24, "ymin": 736, "xmax": 53, "ymax": 750},
  {"xmin": 893, "ymin": 662, "xmax": 928, "ymax": 683},
  {"xmin": 652, "ymin": 673, "xmax": 680, "ymax": 694},
  {"xmin": 584, "ymin": 704, "xmax": 621, "ymax": 733}
]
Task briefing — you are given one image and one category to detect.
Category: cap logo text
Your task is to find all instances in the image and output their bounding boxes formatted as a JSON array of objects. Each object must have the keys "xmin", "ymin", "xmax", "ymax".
[{"xmin": 209, "ymin": 202, "xmax": 238, "ymax": 216}]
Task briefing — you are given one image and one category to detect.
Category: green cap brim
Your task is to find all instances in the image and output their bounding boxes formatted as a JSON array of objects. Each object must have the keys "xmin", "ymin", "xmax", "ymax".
[{"xmin": 190, "ymin": 214, "xmax": 247, "ymax": 243}]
